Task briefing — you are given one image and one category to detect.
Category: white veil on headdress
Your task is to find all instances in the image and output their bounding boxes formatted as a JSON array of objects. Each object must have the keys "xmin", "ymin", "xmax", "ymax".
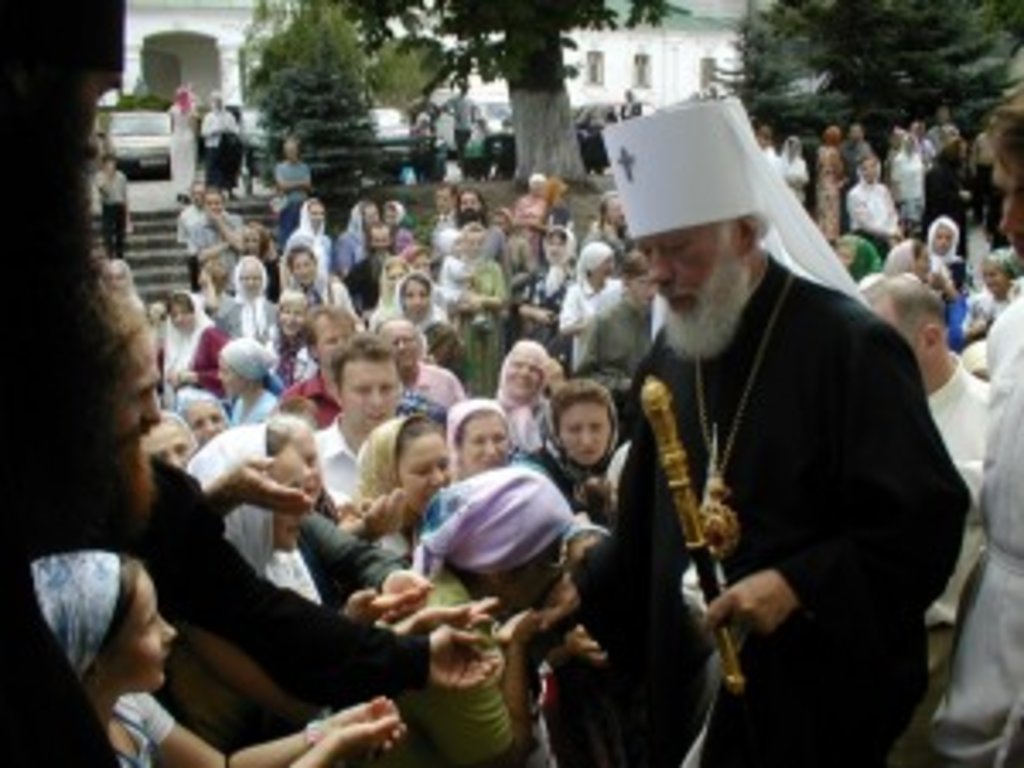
[{"xmin": 602, "ymin": 96, "xmax": 860, "ymax": 300}]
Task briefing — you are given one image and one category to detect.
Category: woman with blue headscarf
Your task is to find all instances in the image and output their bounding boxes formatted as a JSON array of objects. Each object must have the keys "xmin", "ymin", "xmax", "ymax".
[
  {"xmin": 218, "ymin": 337, "xmax": 280, "ymax": 425},
  {"xmin": 31, "ymin": 550, "xmax": 407, "ymax": 768}
]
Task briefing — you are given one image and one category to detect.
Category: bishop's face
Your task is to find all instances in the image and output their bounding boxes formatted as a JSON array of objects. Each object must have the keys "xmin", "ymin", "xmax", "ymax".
[{"xmin": 642, "ymin": 219, "xmax": 760, "ymax": 360}]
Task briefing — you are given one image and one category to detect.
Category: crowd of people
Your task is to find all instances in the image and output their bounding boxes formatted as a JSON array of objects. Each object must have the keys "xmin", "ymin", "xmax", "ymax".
[{"xmin": 10, "ymin": 2, "xmax": 1024, "ymax": 765}]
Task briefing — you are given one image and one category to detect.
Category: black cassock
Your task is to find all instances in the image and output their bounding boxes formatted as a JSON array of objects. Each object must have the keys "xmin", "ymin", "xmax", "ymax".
[{"xmin": 578, "ymin": 258, "xmax": 968, "ymax": 768}]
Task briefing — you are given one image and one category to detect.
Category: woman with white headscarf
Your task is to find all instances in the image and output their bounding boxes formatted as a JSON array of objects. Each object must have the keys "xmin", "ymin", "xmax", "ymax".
[
  {"xmin": 218, "ymin": 337, "xmax": 280, "ymax": 426},
  {"xmin": 162, "ymin": 290, "xmax": 230, "ymax": 409},
  {"xmin": 395, "ymin": 271, "xmax": 448, "ymax": 334},
  {"xmin": 517, "ymin": 224, "xmax": 577, "ymax": 369},
  {"xmin": 284, "ymin": 197, "xmax": 334, "ymax": 286},
  {"xmin": 559, "ymin": 240, "xmax": 622, "ymax": 372},
  {"xmin": 223, "ymin": 255, "xmax": 278, "ymax": 344}
]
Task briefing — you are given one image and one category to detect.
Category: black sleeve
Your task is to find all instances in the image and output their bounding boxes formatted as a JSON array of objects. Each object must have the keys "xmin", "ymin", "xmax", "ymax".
[
  {"xmin": 777, "ymin": 319, "xmax": 967, "ymax": 653},
  {"xmin": 139, "ymin": 463, "xmax": 430, "ymax": 707}
]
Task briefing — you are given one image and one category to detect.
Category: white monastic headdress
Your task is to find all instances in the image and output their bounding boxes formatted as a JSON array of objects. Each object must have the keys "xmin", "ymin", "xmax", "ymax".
[{"xmin": 602, "ymin": 97, "xmax": 859, "ymax": 298}]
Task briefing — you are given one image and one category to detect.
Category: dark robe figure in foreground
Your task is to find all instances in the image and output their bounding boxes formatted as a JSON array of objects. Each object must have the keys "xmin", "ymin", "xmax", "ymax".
[
  {"xmin": 0, "ymin": 1, "xmax": 127, "ymax": 765},
  {"xmin": 577, "ymin": 257, "xmax": 968, "ymax": 768}
]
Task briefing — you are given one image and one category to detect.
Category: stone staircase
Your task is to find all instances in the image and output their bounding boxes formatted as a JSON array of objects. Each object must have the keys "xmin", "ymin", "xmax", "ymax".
[{"xmin": 98, "ymin": 198, "xmax": 273, "ymax": 305}]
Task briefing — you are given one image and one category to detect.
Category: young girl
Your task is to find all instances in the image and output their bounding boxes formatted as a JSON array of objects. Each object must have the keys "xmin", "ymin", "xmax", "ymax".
[
  {"xmin": 274, "ymin": 289, "xmax": 315, "ymax": 389},
  {"xmin": 31, "ymin": 550, "xmax": 406, "ymax": 768}
]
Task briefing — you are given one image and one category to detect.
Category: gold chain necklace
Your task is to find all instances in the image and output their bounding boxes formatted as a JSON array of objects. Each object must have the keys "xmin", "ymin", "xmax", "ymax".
[{"xmin": 694, "ymin": 271, "xmax": 795, "ymax": 558}]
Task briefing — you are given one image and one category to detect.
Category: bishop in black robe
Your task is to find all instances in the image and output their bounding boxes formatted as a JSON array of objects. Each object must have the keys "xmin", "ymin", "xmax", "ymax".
[{"xmin": 577, "ymin": 256, "xmax": 968, "ymax": 768}]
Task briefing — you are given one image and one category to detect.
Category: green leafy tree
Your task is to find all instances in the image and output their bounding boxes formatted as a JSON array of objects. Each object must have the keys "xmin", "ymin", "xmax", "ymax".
[
  {"xmin": 351, "ymin": 0, "xmax": 670, "ymax": 181},
  {"xmin": 728, "ymin": 0, "xmax": 1010, "ymax": 152},
  {"xmin": 720, "ymin": 12, "xmax": 849, "ymax": 142},
  {"xmin": 804, "ymin": 0, "xmax": 1008, "ymax": 137},
  {"xmin": 247, "ymin": 0, "xmax": 376, "ymax": 205},
  {"xmin": 367, "ymin": 39, "xmax": 446, "ymax": 113},
  {"xmin": 984, "ymin": 0, "xmax": 1024, "ymax": 51}
]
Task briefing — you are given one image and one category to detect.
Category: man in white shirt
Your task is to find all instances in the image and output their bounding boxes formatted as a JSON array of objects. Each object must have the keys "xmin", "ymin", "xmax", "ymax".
[
  {"xmin": 316, "ymin": 332, "xmax": 401, "ymax": 506},
  {"xmin": 848, "ymin": 154, "xmax": 902, "ymax": 256},
  {"xmin": 200, "ymin": 91, "xmax": 240, "ymax": 192},
  {"xmin": 867, "ymin": 274, "xmax": 987, "ymax": 767}
]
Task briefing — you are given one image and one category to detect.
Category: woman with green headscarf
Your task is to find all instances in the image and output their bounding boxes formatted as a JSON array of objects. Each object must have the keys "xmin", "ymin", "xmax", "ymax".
[{"xmin": 836, "ymin": 234, "xmax": 882, "ymax": 282}]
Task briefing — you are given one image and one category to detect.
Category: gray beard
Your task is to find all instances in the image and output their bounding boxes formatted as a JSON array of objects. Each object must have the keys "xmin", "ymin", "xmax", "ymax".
[{"xmin": 663, "ymin": 255, "xmax": 753, "ymax": 360}]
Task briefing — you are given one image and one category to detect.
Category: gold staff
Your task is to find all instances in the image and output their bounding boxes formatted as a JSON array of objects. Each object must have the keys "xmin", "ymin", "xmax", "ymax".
[{"xmin": 641, "ymin": 376, "xmax": 746, "ymax": 695}]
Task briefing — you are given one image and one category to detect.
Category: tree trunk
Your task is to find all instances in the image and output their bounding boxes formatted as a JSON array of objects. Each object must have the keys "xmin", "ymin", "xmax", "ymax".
[
  {"xmin": 509, "ymin": 88, "xmax": 585, "ymax": 182},
  {"xmin": 506, "ymin": 28, "xmax": 585, "ymax": 182}
]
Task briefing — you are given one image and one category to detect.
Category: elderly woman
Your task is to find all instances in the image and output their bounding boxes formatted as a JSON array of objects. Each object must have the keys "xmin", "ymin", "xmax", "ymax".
[
  {"xmin": 559, "ymin": 241, "xmax": 621, "ymax": 372},
  {"xmin": 496, "ymin": 340, "xmax": 551, "ymax": 455},
  {"xmin": 223, "ymin": 255, "xmax": 278, "ymax": 344},
  {"xmin": 516, "ymin": 224, "xmax": 576, "ymax": 369},
  {"xmin": 219, "ymin": 337, "xmax": 280, "ymax": 426},
  {"xmin": 446, "ymin": 399, "xmax": 511, "ymax": 481},
  {"xmin": 370, "ymin": 466, "xmax": 574, "ymax": 768},
  {"xmin": 142, "ymin": 411, "xmax": 199, "ymax": 471}
]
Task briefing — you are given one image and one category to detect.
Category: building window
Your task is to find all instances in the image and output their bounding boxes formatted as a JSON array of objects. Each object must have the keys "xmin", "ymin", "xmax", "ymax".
[
  {"xmin": 634, "ymin": 53, "xmax": 651, "ymax": 89},
  {"xmin": 586, "ymin": 51, "xmax": 604, "ymax": 86}
]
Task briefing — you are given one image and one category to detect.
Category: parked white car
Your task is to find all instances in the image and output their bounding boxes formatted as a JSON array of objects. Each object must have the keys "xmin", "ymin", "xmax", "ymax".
[{"xmin": 105, "ymin": 111, "xmax": 173, "ymax": 180}]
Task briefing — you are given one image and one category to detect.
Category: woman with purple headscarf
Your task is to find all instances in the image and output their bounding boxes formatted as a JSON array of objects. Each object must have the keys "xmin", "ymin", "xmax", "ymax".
[{"xmin": 373, "ymin": 466, "xmax": 574, "ymax": 768}]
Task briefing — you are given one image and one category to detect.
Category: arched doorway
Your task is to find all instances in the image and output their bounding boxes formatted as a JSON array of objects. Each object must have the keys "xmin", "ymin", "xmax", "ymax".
[{"xmin": 142, "ymin": 31, "xmax": 219, "ymax": 103}]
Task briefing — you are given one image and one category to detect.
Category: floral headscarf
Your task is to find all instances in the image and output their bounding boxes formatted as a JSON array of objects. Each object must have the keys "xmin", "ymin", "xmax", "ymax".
[
  {"xmin": 497, "ymin": 341, "xmax": 550, "ymax": 453},
  {"xmin": 414, "ymin": 466, "xmax": 573, "ymax": 577},
  {"xmin": 31, "ymin": 551, "xmax": 122, "ymax": 677}
]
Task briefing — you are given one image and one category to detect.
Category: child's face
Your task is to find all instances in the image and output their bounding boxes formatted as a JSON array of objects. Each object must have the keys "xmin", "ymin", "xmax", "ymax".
[{"xmin": 101, "ymin": 569, "xmax": 176, "ymax": 694}]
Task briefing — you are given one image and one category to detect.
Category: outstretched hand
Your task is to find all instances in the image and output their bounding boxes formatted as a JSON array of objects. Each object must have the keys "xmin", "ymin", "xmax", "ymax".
[
  {"xmin": 343, "ymin": 572, "xmax": 433, "ymax": 626},
  {"xmin": 428, "ymin": 625, "xmax": 502, "ymax": 690},
  {"xmin": 392, "ymin": 597, "xmax": 499, "ymax": 637},
  {"xmin": 294, "ymin": 697, "xmax": 406, "ymax": 768},
  {"xmin": 204, "ymin": 457, "xmax": 313, "ymax": 517}
]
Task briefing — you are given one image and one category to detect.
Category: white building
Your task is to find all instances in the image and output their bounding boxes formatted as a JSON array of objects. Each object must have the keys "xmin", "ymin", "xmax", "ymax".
[
  {"xmin": 123, "ymin": 0, "xmax": 746, "ymax": 109},
  {"xmin": 564, "ymin": 0, "xmax": 745, "ymax": 109}
]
